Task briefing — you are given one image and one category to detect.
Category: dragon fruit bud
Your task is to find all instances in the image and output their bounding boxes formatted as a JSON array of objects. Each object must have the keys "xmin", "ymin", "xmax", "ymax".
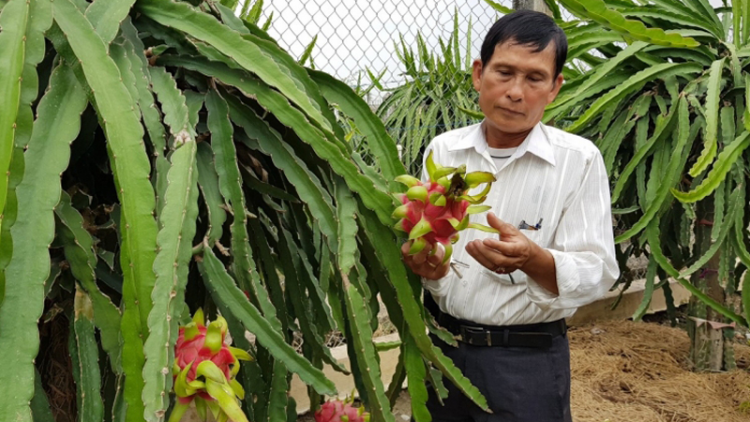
[
  {"xmin": 393, "ymin": 150, "xmax": 498, "ymax": 263},
  {"xmin": 315, "ymin": 397, "xmax": 370, "ymax": 422},
  {"xmin": 170, "ymin": 309, "xmax": 252, "ymax": 422}
]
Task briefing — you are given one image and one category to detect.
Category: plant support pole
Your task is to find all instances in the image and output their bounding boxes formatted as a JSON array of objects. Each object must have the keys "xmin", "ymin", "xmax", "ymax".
[{"xmin": 512, "ymin": 0, "xmax": 552, "ymax": 15}]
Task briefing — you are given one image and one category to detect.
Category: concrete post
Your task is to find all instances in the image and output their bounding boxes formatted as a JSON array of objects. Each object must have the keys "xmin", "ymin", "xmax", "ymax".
[{"xmin": 512, "ymin": 0, "xmax": 552, "ymax": 15}]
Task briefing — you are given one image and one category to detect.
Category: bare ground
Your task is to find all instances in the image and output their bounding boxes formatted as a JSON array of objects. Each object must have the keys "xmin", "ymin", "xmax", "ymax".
[{"xmin": 300, "ymin": 319, "xmax": 750, "ymax": 422}]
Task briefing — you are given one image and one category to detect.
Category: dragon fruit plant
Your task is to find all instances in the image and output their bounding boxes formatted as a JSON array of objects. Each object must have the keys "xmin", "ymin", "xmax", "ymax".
[
  {"xmin": 169, "ymin": 309, "xmax": 252, "ymax": 422},
  {"xmin": 315, "ymin": 396, "xmax": 371, "ymax": 422},
  {"xmin": 393, "ymin": 151, "xmax": 498, "ymax": 262}
]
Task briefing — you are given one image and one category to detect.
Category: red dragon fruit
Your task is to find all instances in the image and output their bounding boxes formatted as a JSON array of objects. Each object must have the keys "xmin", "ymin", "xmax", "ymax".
[
  {"xmin": 168, "ymin": 309, "xmax": 252, "ymax": 422},
  {"xmin": 393, "ymin": 150, "xmax": 498, "ymax": 262},
  {"xmin": 315, "ymin": 396, "xmax": 371, "ymax": 422}
]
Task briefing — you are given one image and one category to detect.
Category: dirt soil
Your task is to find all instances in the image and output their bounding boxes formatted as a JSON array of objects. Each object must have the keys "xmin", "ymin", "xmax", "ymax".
[{"xmin": 301, "ymin": 319, "xmax": 750, "ymax": 422}]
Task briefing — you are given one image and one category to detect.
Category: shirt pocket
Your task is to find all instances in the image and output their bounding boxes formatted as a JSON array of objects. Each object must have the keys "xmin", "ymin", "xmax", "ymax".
[
  {"xmin": 520, "ymin": 225, "xmax": 547, "ymax": 249},
  {"xmin": 481, "ymin": 267, "xmax": 528, "ymax": 286}
]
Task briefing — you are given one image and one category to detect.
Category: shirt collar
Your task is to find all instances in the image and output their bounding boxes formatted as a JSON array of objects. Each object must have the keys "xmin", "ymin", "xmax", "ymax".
[{"xmin": 447, "ymin": 121, "xmax": 556, "ymax": 166}]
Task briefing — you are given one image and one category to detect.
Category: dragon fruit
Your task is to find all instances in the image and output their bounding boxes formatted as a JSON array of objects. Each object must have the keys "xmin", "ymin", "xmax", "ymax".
[
  {"xmin": 168, "ymin": 309, "xmax": 252, "ymax": 422},
  {"xmin": 315, "ymin": 396, "xmax": 370, "ymax": 422},
  {"xmin": 393, "ymin": 150, "xmax": 498, "ymax": 262}
]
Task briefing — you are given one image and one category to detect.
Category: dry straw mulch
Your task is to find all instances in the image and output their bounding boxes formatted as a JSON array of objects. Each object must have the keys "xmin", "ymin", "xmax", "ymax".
[{"xmin": 570, "ymin": 320, "xmax": 750, "ymax": 422}]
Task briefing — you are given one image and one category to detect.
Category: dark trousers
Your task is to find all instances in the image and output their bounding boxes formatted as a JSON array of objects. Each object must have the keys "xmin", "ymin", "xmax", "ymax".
[{"xmin": 425, "ymin": 332, "xmax": 572, "ymax": 422}]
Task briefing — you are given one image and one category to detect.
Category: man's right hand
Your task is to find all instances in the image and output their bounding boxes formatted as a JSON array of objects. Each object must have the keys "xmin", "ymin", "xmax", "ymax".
[{"xmin": 401, "ymin": 241, "xmax": 450, "ymax": 280}]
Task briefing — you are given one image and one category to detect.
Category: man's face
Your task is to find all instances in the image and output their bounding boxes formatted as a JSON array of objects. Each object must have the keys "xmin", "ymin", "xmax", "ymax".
[{"xmin": 472, "ymin": 40, "xmax": 563, "ymax": 136}]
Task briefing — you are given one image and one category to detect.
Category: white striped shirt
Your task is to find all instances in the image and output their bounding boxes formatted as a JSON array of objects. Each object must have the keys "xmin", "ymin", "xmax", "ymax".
[{"xmin": 421, "ymin": 121, "xmax": 620, "ymax": 326}]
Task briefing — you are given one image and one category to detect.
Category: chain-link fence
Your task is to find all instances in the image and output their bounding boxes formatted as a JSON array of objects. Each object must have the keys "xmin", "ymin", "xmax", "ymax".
[{"xmin": 260, "ymin": 1, "xmax": 501, "ymax": 94}]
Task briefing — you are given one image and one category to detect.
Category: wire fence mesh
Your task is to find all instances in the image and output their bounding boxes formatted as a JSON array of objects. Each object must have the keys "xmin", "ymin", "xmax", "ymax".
[{"xmin": 259, "ymin": 1, "xmax": 500, "ymax": 95}]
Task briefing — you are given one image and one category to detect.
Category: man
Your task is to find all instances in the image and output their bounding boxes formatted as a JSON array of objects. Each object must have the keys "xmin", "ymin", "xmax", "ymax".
[{"xmin": 401, "ymin": 10, "xmax": 619, "ymax": 422}]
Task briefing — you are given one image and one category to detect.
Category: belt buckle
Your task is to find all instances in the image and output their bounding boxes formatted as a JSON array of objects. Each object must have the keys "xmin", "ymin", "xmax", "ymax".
[{"xmin": 459, "ymin": 325, "xmax": 491, "ymax": 346}]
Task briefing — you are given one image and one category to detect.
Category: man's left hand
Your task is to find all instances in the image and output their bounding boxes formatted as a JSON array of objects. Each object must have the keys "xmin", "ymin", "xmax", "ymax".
[{"xmin": 466, "ymin": 212, "xmax": 534, "ymax": 274}]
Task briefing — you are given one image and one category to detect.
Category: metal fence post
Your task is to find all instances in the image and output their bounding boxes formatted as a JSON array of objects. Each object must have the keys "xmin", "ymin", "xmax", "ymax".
[{"xmin": 512, "ymin": 0, "xmax": 552, "ymax": 15}]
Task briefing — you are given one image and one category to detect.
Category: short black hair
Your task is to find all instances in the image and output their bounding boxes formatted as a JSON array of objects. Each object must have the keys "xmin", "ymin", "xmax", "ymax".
[{"xmin": 480, "ymin": 10, "xmax": 568, "ymax": 78}]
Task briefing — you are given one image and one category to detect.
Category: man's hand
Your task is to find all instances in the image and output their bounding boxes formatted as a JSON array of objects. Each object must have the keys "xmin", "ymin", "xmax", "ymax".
[
  {"xmin": 466, "ymin": 213, "xmax": 533, "ymax": 273},
  {"xmin": 466, "ymin": 212, "xmax": 558, "ymax": 294},
  {"xmin": 401, "ymin": 241, "xmax": 450, "ymax": 280}
]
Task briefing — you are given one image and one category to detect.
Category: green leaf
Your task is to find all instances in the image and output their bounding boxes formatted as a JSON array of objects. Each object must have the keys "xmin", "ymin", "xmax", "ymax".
[
  {"xmin": 52, "ymin": 0, "xmax": 159, "ymax": 419},
  {"xmin": 206, "ymin": 89, "xmax": 284, "ymax": 346},
  {"xmin": 119, "ymin": 18, "xmax": 167, "ymax": 155},
  {"xmin": 335, "ymin": 177, "xmax": 358, "ymax": 277},
  {"xmin": 682, "ymin": 0, "xmax": 723, "ymax": 31},
  {"xmin": 632, "ymin": 256, "xmax": 657, "ymax": 322},
  {"xmin": 142, "ymin": 134, "xmax": 199, "ymax": 420},
  {"xmin": 404, "ymin": 335, "xmax": 430, "ymax": 422},
  {"xmin": 310, "ymin": 69, "xmax": 405, "ymax": 184},
  {"xmin": 0, "ymin": 0, "xmax": 52, "ymax": 241},
  {"xmin": 543, "ymin": 0, "xmax": 562, "ymax": 20},
  {"xmin": 266, "ymin": 361, "xmax": 288, "ymax": 422},
  {"xmin": 558, "ymin": 0, "xmax": 700, "ymax": 47},
  {"xmin": 566, "ymin": 31, "xmax": 625, "ymax": 55},
  {"xmin": 198, "ymin": 247, "xmax": 337, "ymax": 395},
  {"xmin": 566, "ymin": 62, "xmax": 702, "ymax": 133},
  {"xmin": 0, "ymin": 147, "xmax": 23, "ymax": 309},
  {"xmin": 225, "ymin": 97, "xmax": 338, "ymax": 249},
  {"xmin": 385, "ymin": 350, "xmax": 406, "ymax": 407},
  {"xmin": 245, "ymin": 212, "xmax": 291, "ymax": 334},
  {"xmin": 276, "ymin": 227, "xmax": 346, "ymax": 373},
  {"xmin": 73, "ymin": 287, "xmax": 104, "ymax": 422},
  {"xmin": 205, "ymin": 90, "xmax": 256, "ymax": 291},
  {"xmin": 149, "ymin": 66, "xmax": 192, "ymax": 138},
  {"xmin": 672, "ymin": 132, "xmax": 750, "ymax": 203},
  {"xmin": 678, "ymin": 187, "xmax": 738, "ymax": 279},
  {"xmin": 136, "ymin": 0, "xmax": 332, "ymax": 132},
  {"xmin": 648, "ymin": 0, "xmax": 718, "ymax": 32},
  {"xmin": 148, "ymin": 66, "xmax": 193, "ymax": 226},
  {"xmin": 611, "ymin": 101, "xmax": 679, "ymax": 203},
  {"xmin": 616, "ymin": 96, "xmax": 691, "ymax": 243},
  {"xmin": 56, "ymin": 191, "xmax": 122, "ymax": 373},
  {"xmin": 299, "ymin": 34, "xmax": 317, "ymax": 66},
  {"xmin": 242, "ymin": 0, "xmax": 262, "ymax": 22},
  {"xmin": 196, "ymin": 143, "xmax": 227, "ymax": 245},
  {"xmin": 689, "ymin": 58, "xmax": 725, "ymax": 178},
  {"xmin": 84, "ymin": 0, "xmax": 137, "ymax": 47},
  {"xmin": 342, "ymin": 282, "xmax": 396, "ymax": 422},
  {"xmin": 31, "ymin": 368, "xmax": 54, "ymax": 422},
  {"xmin": 483, "ymin": 0, "xmax": 512, "ymax": 14},
  {"xmin": 619, "ymin": 7, "xmax": 722, "ymax": 39},
  {"xmin": 550, "ymin": 41, "xmax": 648, "ymax": 111},
  {"xmin": 647, "ymin": 219, "xmax": 747, "ymax": 327},
  {"xmin": 0, "ymin": 61, "xmax": 82, "ymax": 422}
]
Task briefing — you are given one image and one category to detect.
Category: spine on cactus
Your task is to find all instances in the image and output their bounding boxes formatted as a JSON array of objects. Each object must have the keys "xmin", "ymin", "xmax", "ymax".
[
  {"xmin": 170, "ymin": 309, "xmax": 252, "ymax": 422},
  {"xmin": 393, "ymin": 150, "xmax": 498, "ymax": 262}
]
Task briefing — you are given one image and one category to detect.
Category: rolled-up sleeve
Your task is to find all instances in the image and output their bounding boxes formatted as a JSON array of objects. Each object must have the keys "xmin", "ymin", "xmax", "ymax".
[{"xmin": 526, "ymin": 151, "xmax": 620, "ymax": 310}]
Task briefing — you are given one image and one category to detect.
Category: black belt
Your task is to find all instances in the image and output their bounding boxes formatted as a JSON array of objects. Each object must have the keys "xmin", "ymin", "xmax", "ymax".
[{"xmin": 425, "ymin": 294, "xmax": 566, "ymax": 348}]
